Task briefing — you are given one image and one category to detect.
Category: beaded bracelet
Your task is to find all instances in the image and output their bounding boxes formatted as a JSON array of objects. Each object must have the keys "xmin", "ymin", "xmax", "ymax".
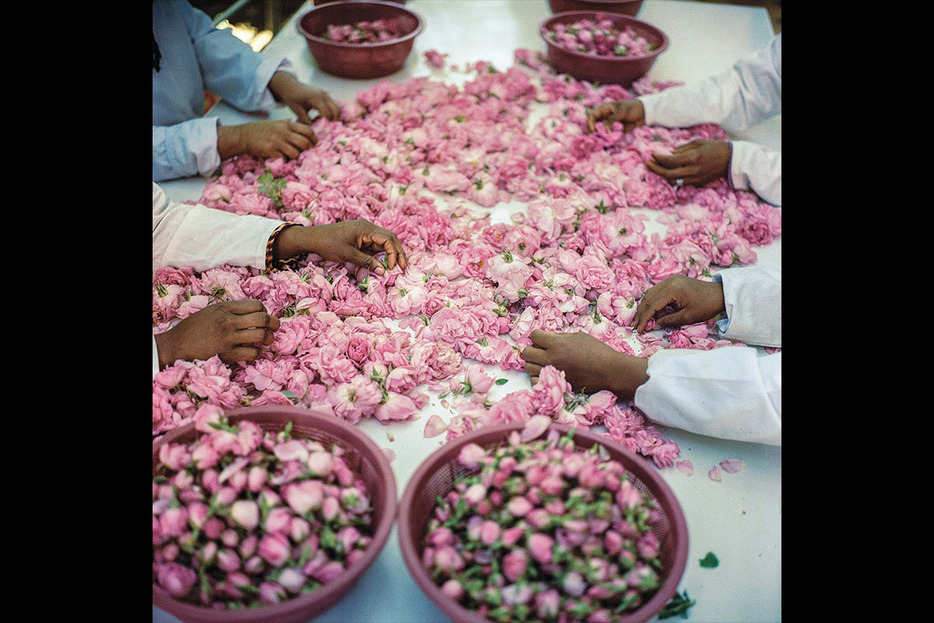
[{"xmin": 264, "ymin": 222, "xmax": 299, "ymax": 272}]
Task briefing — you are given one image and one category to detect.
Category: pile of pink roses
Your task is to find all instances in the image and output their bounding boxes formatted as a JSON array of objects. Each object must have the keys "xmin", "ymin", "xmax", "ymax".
[
  {"xmin": 153, "ymin": 49, "xmax": 780, "ymax": 467},
  {"xmin": 152, "ymin": 407, "xmax": 376, "ymax": 609},
  {"xmin": 421, "ymin": 419, "xmax": 667, "ymax": 622},
  {"xmin": 323, "ymin": 18, "xmax": 406, "ymax": 44},
  {"xmin": 545, "ymin": 16, "xmax": 658, "ymax": 58}
]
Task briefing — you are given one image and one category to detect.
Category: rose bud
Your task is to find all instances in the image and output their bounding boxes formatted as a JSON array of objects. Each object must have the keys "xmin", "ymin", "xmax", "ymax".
[
  {"xmin": 216, "ymin": 548, "xmax": 241, "ymax": 573},
  {"xmin": 636, "ymin": 531, "xmax": 660, "ymax": 559},
  {"xmin": 479, "ymin": 520, "xmax": 502, "ymax": 546},
  {"xmin": 502, "ymin": 549, "xmax": 528, "ymax": 582},
  {"xmin": 340, "ymin": 487, "xmax": 369, "ymax": 514},
  {"xmin": 202, "ymin": 516, "xmax": 225, "ymax": 540},
  {"xmin": 290, "ymin": 517, "xmax": 311, "ymax": 542},
  {"xmin": 458, "ymin": 442, "xmax": 486, "ymax": 469},
  {"xmin": 246, "ymin": 466, "xmax": 267, "ymax": 492},
  {"xmin": 307, "ymin": 451, "xmax": 334, "ymax": 477},
  {"xmin": 463, "ymin": 483, "xmax": 487, "ymax": 505},
  {"xmin": 501, "ymin": 526, "xmax": 524, "ymax": 546},
  {"xmin": 258, "ymin": 581, "xmax": 287, "ymax": 605},
  {"xmin": 284, "ymin": 480, "xmax": 324, "ymax": 515},
  {"xmin": 197, "ymin": 541, "xmax": 217, "ymax": 565},
  {"xmin": 230, "ymin": 499, "xmax": 259, "ymax": 531},
  {"xmin": 527, "ymin": 532, "xmax": 554, "ymax": 565},
  {"xmin": 441, "ymin": 579, "xmax": 465, "ymax": 602},
  {"xmin": 434, "ymin": 545, "xmax": 465, "ymax": 572},
  {"xmin": 243, "ymin": 555, "xmax": 265, "ymax": 574},
  {"xmin": 155, "ymin": 562, "xmax": 196, "ymax": 598},
  {"xmin": 562, "ymin": 570, "xmax": 587, "ymax": 597},
  {"xmin": 311, "ymin": 561, "xmax": 345, "ymax": 583},
  {"xmin": 502, "ymin": 583, "xmax": 533, "ymax": 605},
  {"xmin": 239, "ymin": 534, "xmax": 258, "ymax": 559},
  {"xmin": 264, "ymin": 506, "xmax": 293, "ymax": 534},
  {"xmin": 321, "ymin": 496, "xmax": 341, "ymax": 522},
  {"xmin": 221, "ymin": 529, "xmax": 240, "ymax": 548},
  {"xmin": 278, "ymin": 567, "xmax": 307, "ymax": 593},
  {"xmin": 258, "ymin": 532, "xmax": 292, "ymax": 567},
  {"xmin": 507, "ymin": 495, "xmax": 533, "ymax": 517},
  {"xmin": 159, "ymin": 507, "xmax": 188, "ymax": 538},
  {"xmin": 535, "ymin": 588, "xmax": 561, "ymax": 619}
]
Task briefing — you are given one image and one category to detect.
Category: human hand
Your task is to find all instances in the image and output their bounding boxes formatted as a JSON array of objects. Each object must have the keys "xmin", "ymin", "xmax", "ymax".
[
  {"xmin": 586, "ymin": 99, "xmax": 645, "ymax": 133},
  {"xmin": 269, "ymin": 72, "xmax": 341, "ymax": 124},
  {"xmin": 631, "ymin": 274, "xmax": 725, "ymax": 333},
  {"xmin": 154, "ymin": 299, "xmax": 280, "ymax": 369},
  {"xmin": 275, "ymin": 220, "xmax": 408, "ymax": 276},
  {"xmin": 521, "ymin": 329, "xmax": 648, "ymax": 397},
  {"xmin": 647, "ymin": 139, "xmax": 731, "ymax": 188},
  {"xmin": 217, "ymin": 119, "xmax": 318, "ymax": 161}
]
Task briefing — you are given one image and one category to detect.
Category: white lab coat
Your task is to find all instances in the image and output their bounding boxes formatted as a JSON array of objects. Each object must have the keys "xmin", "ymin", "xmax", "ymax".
[
  {"xmin": 634, "ymin": 265, "xmax": 781, "ymax": 445},
  {"xmin": 639, "ymin": 34, "xmax": 782, "ymax": 206},
  {"xmin": 152, "ymin": 0, "xmax": 291, "ymax": 181}
]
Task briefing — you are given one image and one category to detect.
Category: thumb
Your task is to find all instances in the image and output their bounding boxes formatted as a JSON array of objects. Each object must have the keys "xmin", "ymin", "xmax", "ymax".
[{"xmin": 292, "ymin": 104, "xmax": 313, "ymax": 125}]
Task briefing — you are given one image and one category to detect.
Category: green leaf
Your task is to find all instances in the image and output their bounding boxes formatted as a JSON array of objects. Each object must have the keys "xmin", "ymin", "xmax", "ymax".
[
  {"xmin": 659, "ymin": 590, "xmax": 696, "ymax": 619},
  {"xmin": 699, "ymin": 551, "xmax": 719, "ymax": 568},
  {"xmin": 494, "ymin": 378, "xmax": 508, "ymax": 385}
]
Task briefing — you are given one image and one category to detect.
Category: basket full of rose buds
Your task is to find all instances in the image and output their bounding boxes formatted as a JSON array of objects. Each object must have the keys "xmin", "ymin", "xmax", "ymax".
[
  {"xmin": 398, "ymin": 416, "xmax": 688, "ymax": 623},
  {"xmin": 152, "ymin": 405, "xmax": 397, "ymax": 623}
]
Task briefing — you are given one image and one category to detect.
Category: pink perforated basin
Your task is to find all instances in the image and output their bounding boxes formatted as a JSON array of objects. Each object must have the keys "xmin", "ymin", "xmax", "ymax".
[
  {"xmin": 549, "ymin": 0, "xmax": 644, "ymax": 16},
  {"xmin": 540, "ymin": 11, "xmax": 668, "ymax": 87},
  {"xmin": 397, "ymin": 422, "xmax": 689, "ymax": 623},
  {"xmin": 298, "ymin": 1, "xmax": 423, "ymax": 80},
  {"xmin": 152, "ymin": 405, "xmax": 397, "ymax": 623}
]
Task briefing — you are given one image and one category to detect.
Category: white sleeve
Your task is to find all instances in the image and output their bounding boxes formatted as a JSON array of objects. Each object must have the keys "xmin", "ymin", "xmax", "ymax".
[
  {"xmin": 729, "ymin": 140, "xmax": 781, "ymax": 206},
  {"xmin": 714, "ymin": 265, "xmax": 781, "ymax": 348},
  {"xmin": 640, "ymin": 33, "xmax": 781, "ymax": 133},
  {"xmin": 152, "ymin": 182, "xmax": 282, "ymax": 273},
  {"xmin": 634, "ymin": 347, "xmax": 781, "ymax": 446}
]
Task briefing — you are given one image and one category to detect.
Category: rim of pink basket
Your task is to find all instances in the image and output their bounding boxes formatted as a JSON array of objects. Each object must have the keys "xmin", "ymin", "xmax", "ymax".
[
  {"xmin": 397, "ymin": 422, "xmax": 689, "ymax": 623},
  {"xmin": 540, "ymin": 10, "xmax": 669, "ymax": 63},
  {"xmin": 152, "ymin": 405, "xmax": 398, "ymax": 623},
  {"xmin": 297, "ymin": 0, "xmax": 424, "ymax": 51}
]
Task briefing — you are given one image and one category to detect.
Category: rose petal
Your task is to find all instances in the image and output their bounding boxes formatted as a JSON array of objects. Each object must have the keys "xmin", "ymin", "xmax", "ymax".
[
  {"xmin": 520, "ymin": 414, "xmax": 551, "ymax": 442},
  {"xmin": 719, "ymin": 458, "xmax": 747, "ymax": 474},
  {"xmin": 675, "ymin": 460, "xmax": 693, "ymax": 476},
  {"xmin": 423, "ymin": 414, "xmax": 448, "ymax": 438},
  {"xmin": 708, "ymin": 465, "xmax": 722, "ymax": 481}
]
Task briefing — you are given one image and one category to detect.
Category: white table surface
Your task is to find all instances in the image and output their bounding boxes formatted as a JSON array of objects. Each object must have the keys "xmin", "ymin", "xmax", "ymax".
[{"xmin": 154, "ymin": 1, "xmax": 781, "ymax": 621}]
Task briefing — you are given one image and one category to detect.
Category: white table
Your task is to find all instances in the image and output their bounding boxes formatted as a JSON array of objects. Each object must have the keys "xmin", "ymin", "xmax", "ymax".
[{"xmin": 154, "ymin": 2, "xmax": 780, "ymax": 621}]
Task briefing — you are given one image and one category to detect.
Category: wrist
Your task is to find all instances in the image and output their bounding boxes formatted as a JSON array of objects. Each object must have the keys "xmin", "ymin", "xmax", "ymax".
[
  {"xmin": 609, "ymin": 354, "xmax": 649, "ymax": 397},
  {"xmin": 216, "ymin": 125, "xmax": 243, "ymax": 160}
]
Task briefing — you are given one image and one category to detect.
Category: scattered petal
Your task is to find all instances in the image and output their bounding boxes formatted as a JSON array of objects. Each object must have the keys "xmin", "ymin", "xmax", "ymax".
[
  {"xmin": 675, "ymin": 460, "xmax": 693, "ymax": 476},
  {"xmin": 708, "ymin": 465, "xmax": 721, "ymax": 481},
  {"xmin": 423, "ymin": 414, "xmax": 448, "ymax": 438},
  {"xmin": 520, "ymin": 414, "xmax": 551, "ymax": 442},
  {"xmin": 719, "ymin": 459, "xmax": 747, "ymax": 474}
]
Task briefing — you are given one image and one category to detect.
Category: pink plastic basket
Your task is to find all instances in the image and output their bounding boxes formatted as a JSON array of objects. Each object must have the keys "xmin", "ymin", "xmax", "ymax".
[
  {"xmin": 298, "ymin": 1, "xmax": 423, "ymax": 80},
  {"xmin": 398, "ymin": 423, "xmax": 689, "ymax": 623},
  {"xmin": 540, "ymin": 11, "xmax": 668, "ymax": 87},
  {"xmin": 152, "ymin": 405, "xmax": 397, "ymax": 623},
  {"xmin": 548, "ymin": 0, "xmax": 644, "ymax": 16}
]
